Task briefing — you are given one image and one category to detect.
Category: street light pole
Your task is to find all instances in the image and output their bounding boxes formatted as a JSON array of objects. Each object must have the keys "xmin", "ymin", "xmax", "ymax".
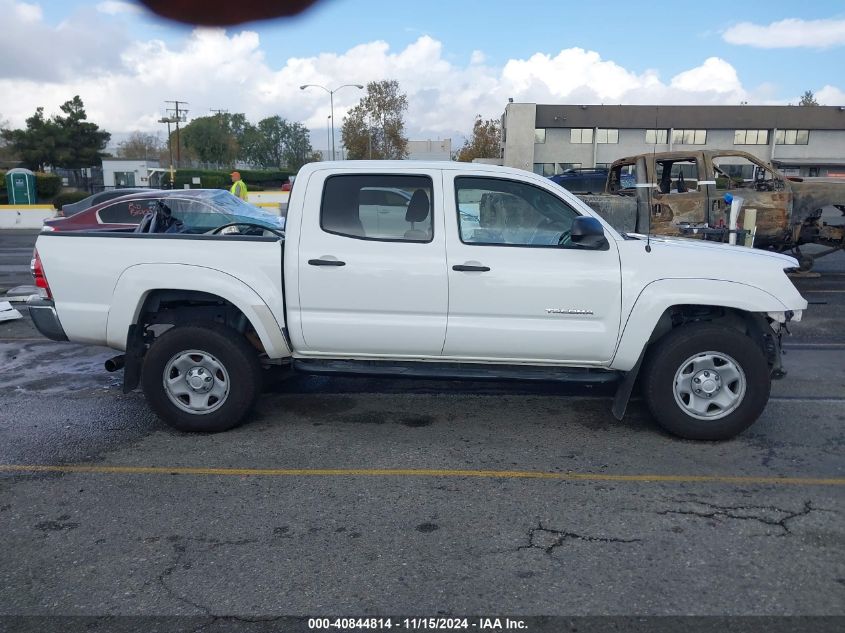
[
  {"xmin": 327, "ymin": 115, "xmax": 332, "ymax": 161},
  {"xmin": 300, "ymin": 83, "xmax": 364, "ymax": 160}
]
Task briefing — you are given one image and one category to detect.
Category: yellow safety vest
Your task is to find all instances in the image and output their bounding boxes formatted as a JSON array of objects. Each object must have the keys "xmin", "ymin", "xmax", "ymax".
[{"xmin": 230, "ymin": 180, "xmax": 248, "ymax": 200}]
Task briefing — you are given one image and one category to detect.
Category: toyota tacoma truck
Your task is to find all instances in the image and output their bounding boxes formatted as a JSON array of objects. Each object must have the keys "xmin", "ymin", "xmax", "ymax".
[
  {"xmin": 28, "ymin": 161, "xmax": 807, "ymax": 440},
  {"xmin": 575, "ymin": 150, "xmax": 844, "ymax": 270}
]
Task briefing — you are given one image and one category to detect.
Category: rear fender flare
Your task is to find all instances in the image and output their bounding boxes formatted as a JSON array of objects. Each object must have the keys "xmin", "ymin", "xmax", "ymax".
[{"xmin": 107, "ymin": 263, "xmax": 290, "ymax": 358}]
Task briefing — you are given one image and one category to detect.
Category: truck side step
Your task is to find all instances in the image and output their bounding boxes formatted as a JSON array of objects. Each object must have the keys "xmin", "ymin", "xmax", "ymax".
[{"xmin": 292, "ymin": 359, "xmax": 621, "ymax": 384}]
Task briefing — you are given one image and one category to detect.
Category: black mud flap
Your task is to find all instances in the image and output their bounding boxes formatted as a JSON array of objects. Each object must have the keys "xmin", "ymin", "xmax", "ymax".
[
  {"xmin": 611, "ymin": 352, "xmax": 645, "ymax": 421},
  {"xmin": 122, "ymin": 324, "xmax": 145, "ymax": 393}
]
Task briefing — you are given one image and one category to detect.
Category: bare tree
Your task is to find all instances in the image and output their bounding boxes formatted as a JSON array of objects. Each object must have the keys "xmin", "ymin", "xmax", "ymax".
[{"xmin": 117, "ymin": 131, "xmax": 164, "ymax": 160}]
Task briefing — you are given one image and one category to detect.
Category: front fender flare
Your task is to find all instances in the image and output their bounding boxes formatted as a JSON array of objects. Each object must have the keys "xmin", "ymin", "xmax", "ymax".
[{"xmin": 611, "ymin": 278, "xmax": 787, "ymax": 371}]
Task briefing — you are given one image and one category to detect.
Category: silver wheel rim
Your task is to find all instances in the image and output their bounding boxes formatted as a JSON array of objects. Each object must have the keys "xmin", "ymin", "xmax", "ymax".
[
  {"xmin": 163, "ymin": 349, "xmax": 230, "ymax": 415},
  {"xmin": 672, "ymin": 351, "xmax": 746, "ymax": 421}
]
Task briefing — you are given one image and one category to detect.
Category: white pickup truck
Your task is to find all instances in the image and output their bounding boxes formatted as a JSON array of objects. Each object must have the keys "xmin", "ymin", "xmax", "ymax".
[{"xmin": 29, "ymin": 161, "xmax": 808, "ymax": 440}]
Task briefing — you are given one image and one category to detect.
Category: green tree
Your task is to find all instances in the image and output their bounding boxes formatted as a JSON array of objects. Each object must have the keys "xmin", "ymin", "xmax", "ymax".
[
  {"xmin": 282, "ymin": 120, "xmax": 316, "ymax": 170},
  {"xmin": 341, "ymin": 80, "xmax": 408, "ymax": 160},
  {"xmin": 455, "ymin": 115, "xmax": 502, "ymax": 162},
  {"xmin": 181, "ymin": 115, "xmax": 237, "ymax": 166},
  {"xmin": 0, "ymin": 114, "xmax": 17, "ymax": 164},
  {"xmin": 799, "ymin": 90, "xmax": 819, "ymax": 106},
  {"xmin": 117, "ymin": 131, "xmax": 163, "ymax": 160},
  {"xmin": 51, "ymin": 96, "xmax": 111, "ymax": 171},
  {"xmin": 2, "ymin": 98, "xmax": 110, "ymax": 173},
  {"xmin": 1, "ymin": 107, "xmax": 62, "ymax": 171},
  {"xmin": 246, "ymin": 116, "xmax": 315, "ymax": 169}
]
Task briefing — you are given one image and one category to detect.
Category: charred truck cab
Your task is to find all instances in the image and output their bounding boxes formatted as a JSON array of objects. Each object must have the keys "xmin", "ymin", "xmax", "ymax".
[{"xmin": 582, "ymin": 150, "xmax": 844, "ymax": 269}]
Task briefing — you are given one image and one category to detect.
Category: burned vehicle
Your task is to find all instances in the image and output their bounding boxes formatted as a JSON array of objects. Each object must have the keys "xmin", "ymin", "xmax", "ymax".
[{"xmin": 578, "ymin": 150, "xmax": 845, "ymax": 270}]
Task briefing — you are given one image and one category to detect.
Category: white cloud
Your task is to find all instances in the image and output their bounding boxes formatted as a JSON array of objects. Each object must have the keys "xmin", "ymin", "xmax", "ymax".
[
  {"xmin": 13, "ymin": 1, "xmax": 41, "ymax": 22},
  {"xmin": 0, "ymin": 0, "xmax": 128, "ymax": 81},
  {"xmin": 0, "ymin": 24, "xmax": 841, "ymax": 145},
  {"xmin": 723, "ymin": 18, "xmax": 845, "ymax": 48},
  {"xmin": 670, "ymin": 57, "xmax": 742, "ymax": 94},
  {"xmin": 96, "ymin": 1, "xmax": 143, "ymax": 16},
  {"xmin": 814, "ymin": 85, "xmax": 845, "ymax": 105},
  {"xmin": 470, "ymin": 50, "xmax": 485, "ymax": 64}
]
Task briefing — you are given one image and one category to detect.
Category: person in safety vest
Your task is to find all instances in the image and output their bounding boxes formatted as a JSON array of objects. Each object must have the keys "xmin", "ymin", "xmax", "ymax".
[{"xmin": 230, "ymin": 171, "xmax": 248, "ymax": 200}]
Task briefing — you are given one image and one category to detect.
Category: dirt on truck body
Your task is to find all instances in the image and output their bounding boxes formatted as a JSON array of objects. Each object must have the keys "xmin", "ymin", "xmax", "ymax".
[{"xmin": 577, "ymin": 150, "xmax": 845, "ymax": 270}]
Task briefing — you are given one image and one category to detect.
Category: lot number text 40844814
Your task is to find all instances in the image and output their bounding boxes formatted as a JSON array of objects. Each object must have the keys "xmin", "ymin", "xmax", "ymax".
[{"xmin": 307, "ymin": 617, "xmax": 528, "ymax": 630}]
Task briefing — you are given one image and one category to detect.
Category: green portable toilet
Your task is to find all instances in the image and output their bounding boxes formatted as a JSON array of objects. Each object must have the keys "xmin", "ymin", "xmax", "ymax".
[{"xmin": 5, "ymin": 168, "xmax": 36, "ymax": 204}]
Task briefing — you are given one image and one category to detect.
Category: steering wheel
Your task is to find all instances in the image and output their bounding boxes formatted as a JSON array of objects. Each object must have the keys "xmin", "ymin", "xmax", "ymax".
[
  {"xmin": 557, "ymin": 230, "xmax": 572, "ymax": 246},
  {"xmin": 528, "ymin": 219, "xmax": 571, "ymax": 246},
  {"xmin": 210, "ymin": 222, "xmax": 285, "ymax": 238}
]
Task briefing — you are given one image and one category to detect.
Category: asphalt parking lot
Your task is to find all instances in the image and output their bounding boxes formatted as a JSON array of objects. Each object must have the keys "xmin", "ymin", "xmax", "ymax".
[{"xmin": 1, "ymin": 229, "xmax": 843, "ymax": 624}]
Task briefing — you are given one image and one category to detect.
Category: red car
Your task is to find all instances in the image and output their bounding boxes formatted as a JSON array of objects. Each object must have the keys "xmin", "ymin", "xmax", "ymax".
[{"xmin": 42, "ymin": 189, "xmax": 283, "ymax": 233}]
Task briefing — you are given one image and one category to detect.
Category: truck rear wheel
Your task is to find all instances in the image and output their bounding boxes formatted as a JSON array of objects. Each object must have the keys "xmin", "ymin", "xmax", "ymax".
[
  {"xmin": 641, "ymin": 324, "xmax": 771, "ymax": 440},
  {"xmin": 141, "ymin": 323, "xmax": 262, "ymax": 432}
]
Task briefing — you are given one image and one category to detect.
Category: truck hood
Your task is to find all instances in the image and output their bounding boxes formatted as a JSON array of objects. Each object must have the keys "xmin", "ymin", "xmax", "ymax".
[
  {"xmin": 624, "ymin": 233, "xmax": 798, "ymax": 267},
  {"xmin": 789, "ymin": 180, "xmax": 845, "ymax": 222}
]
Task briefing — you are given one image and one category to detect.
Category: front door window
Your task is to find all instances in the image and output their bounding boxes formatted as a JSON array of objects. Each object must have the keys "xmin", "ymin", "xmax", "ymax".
[{"xmin": 455, "ymin": 177, "xmax": 579, "ymax": 247}]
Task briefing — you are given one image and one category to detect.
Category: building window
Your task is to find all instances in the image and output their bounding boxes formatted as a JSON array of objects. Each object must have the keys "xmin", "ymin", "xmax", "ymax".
[
  {"xmin": 114, "ymin": 171, "xmax": 136, "ymax": 187},
  {"xmin": 557, "ymin": 162, "xmax": 582, "ymax": 173},
  {"xmin": 734, "ymin": 129, "xmax": 770, "ymax": 145},
  {"xmin": 534, "ymin": 128, "xmax": 546, "ymax": 144},
  {"xmin": 672, "ymin": 129, "xmax": 707, "ymax": 145},
  {"xmin": 645, "ymin": 129, "xmax": 668, "ymax": 144},
  {"xmin": 570, "ymin": 128, "xmax": 593, "ymax": 144},
  {"xmin": 775, "ymin": 129, "xmax": 810, "ymax": 145},
  {"xmin": 595, "ymin": 128, "xmax": 618, "ymax": 144},
  {"xmin": 533, "ymin": 163, "xmax": 555, "ymax": 177}
]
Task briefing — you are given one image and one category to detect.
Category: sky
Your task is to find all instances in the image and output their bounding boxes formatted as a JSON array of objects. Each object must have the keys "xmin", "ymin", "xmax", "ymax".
[{"xmin": 1, "ymin": 0, "xmax": 844, "ymax": 151}]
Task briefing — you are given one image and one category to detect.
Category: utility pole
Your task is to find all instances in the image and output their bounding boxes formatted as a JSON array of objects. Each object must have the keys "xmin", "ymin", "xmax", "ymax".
[
  {"xmin": 158, "ymin": 115, "xmax": 179, "ymax": 188},
  {"xmin": 165, "ymin": 100, "xmax": 188, "ymax": 167}
]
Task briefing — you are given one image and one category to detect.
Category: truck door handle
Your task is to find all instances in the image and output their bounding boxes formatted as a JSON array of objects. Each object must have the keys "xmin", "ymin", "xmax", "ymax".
[
  {"xmin": 308, "ymin": 258, "xmax": 346, "ymax": 266},
  {"xmin": 452, "ymin": 264, "xmax": 490, "ymax": 272}
]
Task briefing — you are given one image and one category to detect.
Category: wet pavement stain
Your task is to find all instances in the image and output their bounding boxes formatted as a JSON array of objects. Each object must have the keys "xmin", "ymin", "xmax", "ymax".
[
  {"xmin": 416, "ymin": 522, "xmax": 439, "ymax": 533},
  {"xmin": 35, "ymin": 515, "xmax": 80, "ymax": 532}
]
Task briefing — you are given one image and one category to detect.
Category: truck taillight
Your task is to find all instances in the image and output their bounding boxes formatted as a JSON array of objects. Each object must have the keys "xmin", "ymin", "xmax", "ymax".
[{"xmin": 31, "ymin": 249, "xmax": 52, "ymax": 299}]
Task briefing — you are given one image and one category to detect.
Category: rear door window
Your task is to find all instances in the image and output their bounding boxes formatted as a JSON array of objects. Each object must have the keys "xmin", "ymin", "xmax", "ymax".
[{"xmin": 321, "ymin": 175, "xmax": 434, "ymax": 242}]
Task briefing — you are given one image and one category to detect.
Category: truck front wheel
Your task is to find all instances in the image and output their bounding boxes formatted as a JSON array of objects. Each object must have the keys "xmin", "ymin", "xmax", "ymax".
[
  {"xmin": 641, "ymin": 324, "xmax": 771, "ymax": 440},
  {"xmin": 141, "ymin": 323, "xmax": 262, "ymax": 432}
]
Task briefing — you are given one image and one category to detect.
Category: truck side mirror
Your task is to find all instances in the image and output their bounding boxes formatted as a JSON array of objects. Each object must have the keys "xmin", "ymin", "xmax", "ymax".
[{"xmin": 570, "ymin": 216, "xmax": 608, "ymax": 249}]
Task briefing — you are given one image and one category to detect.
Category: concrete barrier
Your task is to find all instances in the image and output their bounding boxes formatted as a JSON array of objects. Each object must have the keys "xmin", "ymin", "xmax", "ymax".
[{"xmin": 0, "ymin": 205, "xmax": 56, "ymax": 229}]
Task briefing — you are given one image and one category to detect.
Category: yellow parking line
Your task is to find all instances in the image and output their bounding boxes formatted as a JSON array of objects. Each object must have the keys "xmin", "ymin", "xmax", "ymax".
[{"xmin": 1, "ymin": 464, "xmax": 843, "ymax": 486}]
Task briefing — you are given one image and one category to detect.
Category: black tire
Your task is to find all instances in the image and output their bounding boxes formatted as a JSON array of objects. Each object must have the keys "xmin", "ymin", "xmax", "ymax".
[
  {"xmin": 141, "ymin": 323, "xmax": 262, "ymax": 432},
  {"xmin": 641, "ymin": 323, "xmax": 771, "ymax": 440}
]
